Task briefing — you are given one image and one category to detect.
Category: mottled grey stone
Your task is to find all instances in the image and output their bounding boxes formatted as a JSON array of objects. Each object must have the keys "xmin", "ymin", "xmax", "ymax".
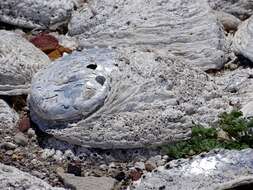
[
  {"xmin": 29, "ymin": 48, "xmax": 232, "ymax": 149},
  {"xmin": 68, "ymin": 0, "xmax": 226, "ymax": 71},
  {"xmin": 0, "ymin": 30, "xmax": 50, "ymax": 95},
  {"xmin": 0, "ymin": 0, "xmax": 80, "ymax": 29},
  {"xmin": 0, "ymin": 99, "xmax": 19, "ymax": 129},
  {"xmin": 132, "ymin": 149, "xmax": 253, "ymax": 190},
  {"xmin": 0, "ymin": 163, "xmax": 64, "ymax": 190},
  {"xmin": 57, "ymin": 171, "xmax": 116, "ymax": 190},
  {"xmin": 208, "ymin": 0, "xmax": 253, "ymax": 20},
  {"xmin": 233, "ymin": 16, "xmax": 253, "ymax": 63}
]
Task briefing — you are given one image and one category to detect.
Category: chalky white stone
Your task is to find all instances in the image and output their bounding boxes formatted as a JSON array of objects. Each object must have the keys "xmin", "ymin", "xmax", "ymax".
[
  {"xmin": 29, "ymin": 48, "xmax": 232, "ymax": 149},
  {"xmin": 68, "ymin": 0, "xmax": 227, "ymax": 71},
  {"xmin": 0, "ymin": 163, "xmax": 64, "ymax": 190},
  {"xmin": 233, "ymin": 16, "xmax": 253, "ymax": 63},
  {"xmin": 0, "ymin": 0, "xmax": 79, "ymax": 29},
  {"xmin": 133, "ymin": 149, "xmax": 253, "ymax": 190},
  {"xmin": 0, "ymin": 30, "xmax": 50, "ymax": 95}
]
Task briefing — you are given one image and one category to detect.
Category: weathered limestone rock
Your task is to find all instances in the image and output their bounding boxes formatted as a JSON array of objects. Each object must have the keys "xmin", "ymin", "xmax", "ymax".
[
  {"xmin": 132, "ymin": 149, "xmax": 253, "ymax": 190},
  {"xmin": 29, "ymin": 48, "xmax": 232, "ymax": 149},
  {"xmin": 0, "ymin": 163, "xmax": 64, "ymax": 190},
  {"xmin": 68, "ymin": 0, "xmax": 226, "ymax": 71},
  {"xmin": 0, "ymin": 99, "xmax": 19, "ymax": 129},
  {"xmin": 233, "ymin": 16, "xmax": 253, "ymax": 63},
  {"xmin": 0, "ymin": 30, "xmax": 50, "ymax": 95},
  {"xmin": 208, "ymin": 0, "xmax": 253, "ymax": 20},
  {"xmin": 0, "ymin": 0, "xmax": 80, "ymax": 29},
  {"xmin": 212, "ymin": 67, "xmax": 253, "ymax": 117}
]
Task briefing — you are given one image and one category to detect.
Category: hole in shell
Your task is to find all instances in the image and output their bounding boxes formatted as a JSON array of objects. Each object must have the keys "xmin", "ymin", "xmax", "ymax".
[
  {"xmin": 87, "ymin": 64, "xmax": 97, "ymax": 70},
  {"xmin": 95, "ymin": 76, "xmax": 106, "ymax": 86}
]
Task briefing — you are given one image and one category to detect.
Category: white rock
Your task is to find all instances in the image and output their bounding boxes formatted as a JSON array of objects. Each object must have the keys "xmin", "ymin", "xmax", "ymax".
[
  {"xmin": 233, "ymin": 16, "xmax": 253, "ymax": 63},
  {"xmin": 69, "ymin": 0, "xmax": 226, "ymax": 71},
  {"xmin": 133, "ymin": 149, "xmax": 253, "ymax": 190},
  {"xmin": 0, "ymin": 0, "xmax": 80, "ymax": 29},
  {"xmin": 0, "ymin": 163, "xmax": 64, "ymax": 190},
  {"xmin": 29, "ymin": 48, "xmax": 232, "ymax": 149},
  {"xmin": 41, "ymin": 148, "xmax": 55, "ymax": 159},
  {"xmin": 0, "ymin": 30, "xmax": 50, "ymax": 95},
  {"xmin": 0, "ymin": 99, "xmax": 19, "ymax": 129}
]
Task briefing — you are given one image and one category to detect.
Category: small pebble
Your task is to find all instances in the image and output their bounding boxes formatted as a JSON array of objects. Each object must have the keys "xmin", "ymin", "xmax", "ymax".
[
  {"xmin": 0, "ymin": 142, "xmax": 17, "ymax": 150},
  {"xmin": 27, "ymin": 128, "xmax": 36, "ymax": 138},
  {"xmin": 41, "ymin": 148, "xmax": 55, "ymax": 159},
  {"xmin": 14, "ymin": 132, "xmax": 28, "ymax": 146},
  {"xmin": 134, "ymin": 162, "xmax": 145, "ymax": 170},
  {"xmin": 5, "ymin": 150, "xmax": 14, "ymax": 156},
  {"xmin": 99, "ymin": 164, "xmax": 108, "ymax": 171}
]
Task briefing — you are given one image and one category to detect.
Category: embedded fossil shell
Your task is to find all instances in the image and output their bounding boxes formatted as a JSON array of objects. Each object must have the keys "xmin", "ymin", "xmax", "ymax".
[
  {"xmin": 29, "ymin": 48, "xmax": 232, "ymax": 149},
  {"xmin": 68, "ymin": 0, "xmax": 226, "ymax": 71},
  {"xmin": 133, "ymin": 149, "xmax": 253, "ymax": 190},
  {"xmin": 0, "ymin": 30, "xmax": 50, "ymax": 95},
  {"xmin": 0, "ymin": 0, "xmax": 78, "ymax": 29}
]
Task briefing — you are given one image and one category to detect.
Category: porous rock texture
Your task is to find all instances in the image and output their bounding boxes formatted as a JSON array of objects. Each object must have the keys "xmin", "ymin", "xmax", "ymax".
[
  {"xmin": 233, "ymin": 16, "xmax": 253, "ymax": 63},
  {"xmin": 0, "ymin": 30, "xmax": 50, "ymax": 95},
  {"xmin": 29, "ymin": 48, "xmax": 232, "ymax": 149},
  {"xmin": 0, "ymin": 163, "xmax": 64, "ymax": 190},
  {"xmin": 0, "ymin": 99, "xmax": 19, "ymax": 129},
  {"xmin": 0, "ymin": 0, "xmax": 79, "ymax": 29},
  {"xmin": 68, "ymin": 0, "xmax": 227, "ymax": 71},
  {"xmin": 213, "ymin": 66, "xmax": 253, "ymax": 118},
  {"xmin": 132, "ymin": 149, "xmax": 253, "ymax": 190},
  {"xmin": 208, "ymin": 0, "xmax": 253, "ymax": 20}
]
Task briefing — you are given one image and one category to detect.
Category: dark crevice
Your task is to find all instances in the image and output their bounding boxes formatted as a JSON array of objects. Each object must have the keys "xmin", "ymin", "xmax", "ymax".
[{"xmin": 86, "ymin": 64, "xmax": 97, "ymax": 70}]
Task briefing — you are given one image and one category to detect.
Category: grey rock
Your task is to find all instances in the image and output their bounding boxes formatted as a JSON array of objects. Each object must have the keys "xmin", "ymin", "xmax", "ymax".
[
  {"xmin": 53, "ymin": 150, "xmax": 64, "ymax": 161},
  {"xmin": 0, "ymin": 163, "xmax": 64, "ymax": 190},
  {"xmin": 57, "ymin": 171, "xmax": 116, "ymax": 190},
  {"xmin": 0, "ymin": 99, "xmax": 19, "ymax": 129},
  {"xmin": 214, "ymin": 11, "xmax": 241, "ymax": 31},
  {"xmin": 208, "ymin": 0, "xmax": 253, "ymax": 20},
  {"xmin": 132, "ymin": 149, "xmax": 253, "ymax": 190},
  {"xmin": 14, "ymin": 132, "xmax": 28, "ymax": 146},
  {"xmin": 0, "ymin": 142, "xmax": 17, "ymax": 150},
  {"xmin": 134, "ymin": 162, "xmax": 145, "ymax": 171},
  {"xmin": 0, "ymin": 0, "xmax": 80, "ymax": 29},
  {"xmin": 29, "ymin": 48, "xmax": 232, "ymax": 149},
  {"xmin": 233, "ymin": 16, "xmax": 253, "ymax": 63},
  {"xmin": 0, "ymin": 30, "xmax": 50, "ymax": 95},
  {"xmin": 69, "ymin": 0, "xmax": 226, "ymax": 71}
]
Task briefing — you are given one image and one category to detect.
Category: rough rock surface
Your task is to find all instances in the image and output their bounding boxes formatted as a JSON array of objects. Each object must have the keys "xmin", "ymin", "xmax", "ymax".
[
  {"xmin": 0, "ymin": 30, "xmax": 50, "ymax": 95},
  {"xmin": 29, "ymin": 48, "xmax": 232, "ymax": 149},
  {"xmin": 0, "ymin": 163, "xmax": 64, "ymax": 190},
  {"xmin": 208, "ymin": 0, "xmax": 253, "ymax": 20},
  {"xmin": 132, "ymin": 149, "xmax": 253, "ymax": 190},
  {"xmin": 233, "ymin": 16, "xmax": 253, "ymax": 63},
  {"xmin": 0, "ymin": 99, "xmax": 19, "ymax": 128},
  {"xmin": 69, "ymin": 0, "xmax": 226, "ymax": 71},
  {"xmin": 214, "ymin": 11, "xmax": 241, "ymax": 31},
  {"xmin": 0, "ymin": 0, "xmax": 79, "ymax": 29},
  {"xmin": 57, "ymin": 172, "xmax": 116, "ymax": 190}
]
